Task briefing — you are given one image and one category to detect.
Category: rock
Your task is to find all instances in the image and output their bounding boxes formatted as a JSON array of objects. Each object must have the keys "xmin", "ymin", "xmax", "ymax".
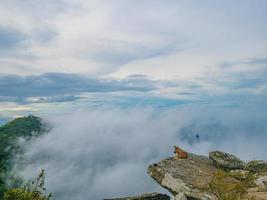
[
  {"xmin": 245, "ymin": 160, "xmax": 267, "ymax": 173},
  {"xmin": 247, "ymin": 188, "xmax": 267, "ymax": 200},
  {"xmin": 103, "ymin": 192, "xmax": 170, "ymax": 200},
  {"xmin": 255, "ymin": 176, "xmax": 267, "ymax": 190},
  {"xmin": 174, "ymin": 193, "xmax": 187, "ymax": 200},
  {"xmin": 229, "ymin": 169, "xmax": 250, "ymax": 180},
  {"xmin": 209, "ymin": 151, "xmax": 245, "ymax": 170},
  {"xmin": 148, "ymin": 151, "xmax": 267, "ymax": 200},
  {"xmin": 148, "ymin": 153, "xmax": 218, "ymax": 200}
]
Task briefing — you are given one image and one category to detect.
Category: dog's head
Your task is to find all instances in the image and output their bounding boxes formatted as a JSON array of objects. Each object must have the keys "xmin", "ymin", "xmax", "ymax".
[{"xmin": 173, "ymin": 146, "xmax": 178, "ymax": 153}]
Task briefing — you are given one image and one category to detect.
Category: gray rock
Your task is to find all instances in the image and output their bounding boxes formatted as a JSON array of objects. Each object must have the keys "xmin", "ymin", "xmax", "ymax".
[
  {"xmin": 148, "ymin": 151, "xmax": 267, "ymax": 200},
  {"xmin": 174, "ymin": 193, "xmax": 187, "ymax": 200},
  {"xmin": 245, "ymin": 160, "xmax": 267, "ymax": 173},
  {"xmin": 209, "ymin": 151, "xmax": 245, "ymax": 170},
  {"xmin": 148, "ymin": 154, "xmax": 218, "ymax": 200},
  {"xmin": 255, "ymin": 176, "xmax": 267, "ymax": 190},
  {"xmin": 103, "ymin": 192, "xmax": 170, "ymax": 200}
]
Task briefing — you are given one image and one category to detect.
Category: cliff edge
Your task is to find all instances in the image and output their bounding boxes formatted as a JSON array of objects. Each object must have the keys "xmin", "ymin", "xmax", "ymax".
[{"xmin": 148, "ymin": 151, "xmax": 267, "ymax": 200}]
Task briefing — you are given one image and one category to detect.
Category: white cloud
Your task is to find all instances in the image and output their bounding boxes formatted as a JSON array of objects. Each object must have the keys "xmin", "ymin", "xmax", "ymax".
[
  {"xmin": 11, "ymin": 106, "xmax": 267, "ymax": 199},
  {"xmin": 0, "ymin": 0, "xmax": 266, "ymax": 80}
]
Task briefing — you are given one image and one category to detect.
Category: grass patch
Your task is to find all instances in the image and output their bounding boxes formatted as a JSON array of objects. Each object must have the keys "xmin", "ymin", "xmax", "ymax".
[{"xmin": 209, "ymin": 170, "xmax": 256, "ymax": 200}]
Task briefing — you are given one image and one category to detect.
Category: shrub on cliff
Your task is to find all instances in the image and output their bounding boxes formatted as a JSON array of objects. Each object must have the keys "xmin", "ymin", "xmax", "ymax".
[
  {"xmin": 0, "ymin": 115, "xmax": 46, "ymax": 198},
  {"xmin": 3, "ymin": 170, "xmax": 52, "ymax": 200},
  {"xmin": 209, "ymin": 170, "xmax": 255, "ymax": 200}
]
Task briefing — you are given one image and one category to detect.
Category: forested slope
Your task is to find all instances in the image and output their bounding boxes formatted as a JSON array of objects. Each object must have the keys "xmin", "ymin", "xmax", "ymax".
[{"xmin": 0, "ymin": 115, "xmax": 45, "ymax": 198}]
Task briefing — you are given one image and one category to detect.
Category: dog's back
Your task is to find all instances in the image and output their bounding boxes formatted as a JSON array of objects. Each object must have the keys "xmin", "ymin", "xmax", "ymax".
[{"xmin": 174, "ymin": 146, "xmax": 188, "ymax": 159}]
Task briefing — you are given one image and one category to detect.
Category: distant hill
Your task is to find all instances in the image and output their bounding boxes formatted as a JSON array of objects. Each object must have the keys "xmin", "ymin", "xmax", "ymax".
[{"xmin": 0, "ymin": 115, "xmax": 45, "ymax": 199}]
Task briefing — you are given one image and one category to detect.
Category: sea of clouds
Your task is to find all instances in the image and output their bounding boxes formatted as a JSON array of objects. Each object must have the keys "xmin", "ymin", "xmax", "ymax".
[{"xmin": 11, "ymin": 105, "xmax": 267, "ymax": 200}]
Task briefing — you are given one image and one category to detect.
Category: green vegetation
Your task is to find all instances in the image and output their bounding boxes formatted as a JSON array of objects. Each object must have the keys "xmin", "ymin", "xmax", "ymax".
[
  {"xmin": 3, "ymin": 170, "xmax": 52, "ymax": 200},
  {"xmin": 0, "ymin": 115, "xmax": 45, "ymax": 199},
  {"xmin": 209, "ymin": 170, "xmax": 256, "ymax": 200},
  {"xmin": 245, "ymin": 160, "xmax": 267, "ymax": 173}
]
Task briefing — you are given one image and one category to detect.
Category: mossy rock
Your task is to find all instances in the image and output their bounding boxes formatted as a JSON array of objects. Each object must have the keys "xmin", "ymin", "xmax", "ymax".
[
  {"xmin": 245, "ymin": 161, "xmax": 267, "ymax": 173},
  {"xmin": 209, "ymin": 151, "xmax": 245, "ymax": 170},
  {"xmin": 209, "ymin": 170, "xmax": 258, "ymax": 200}
]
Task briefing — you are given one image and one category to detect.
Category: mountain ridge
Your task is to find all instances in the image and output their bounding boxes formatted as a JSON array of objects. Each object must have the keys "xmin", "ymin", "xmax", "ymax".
[{"xmin": 0, "ymin": 115, "xmax": 45, "ymax": 199}]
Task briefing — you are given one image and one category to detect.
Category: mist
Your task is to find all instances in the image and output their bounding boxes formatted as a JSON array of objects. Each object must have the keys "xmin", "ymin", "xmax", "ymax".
[{"xmin": 12, "ymin": 106, "xmax": 267, "ymax": 200}]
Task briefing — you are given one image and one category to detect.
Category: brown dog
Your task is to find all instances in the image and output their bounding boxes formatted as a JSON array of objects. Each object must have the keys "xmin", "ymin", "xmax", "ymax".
[{"xmin": 174, "ymin": 146, "xmax": 188, "ymax": 159}]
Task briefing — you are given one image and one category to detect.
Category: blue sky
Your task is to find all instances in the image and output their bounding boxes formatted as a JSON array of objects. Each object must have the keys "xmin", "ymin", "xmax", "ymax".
[{"xmin": 0, "ymin": 0, "xmax": 267, "ymax": 121}]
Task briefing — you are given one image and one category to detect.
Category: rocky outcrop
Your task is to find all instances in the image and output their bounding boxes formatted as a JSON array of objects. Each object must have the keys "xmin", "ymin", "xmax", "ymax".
[
  {"xmin": 104, "ymin": 192, "xmax": 170, "ymax": 200},
  {"xmin": 245, "ymin": 160, "xmax": 267, "ymax": 173},
  {"xmin": 106, "ymin": 150, "xmax": 267, "ymax": 200},
  {"xmin": 148, "ymin": 151, "xmax": 267, "ymax": 200},
  {"xmin": 148, "ymin": 153, "xmax": 218, "ymax": 200},
  {"xmin": 209, "ymin": 151, "xmax": 245, "ymax": 170}
]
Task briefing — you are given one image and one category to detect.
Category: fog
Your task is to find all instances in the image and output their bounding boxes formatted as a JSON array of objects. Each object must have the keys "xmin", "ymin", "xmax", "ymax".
[{"xmin": 12, "ymin": 106, "xmax": 267, "ymax": 199}]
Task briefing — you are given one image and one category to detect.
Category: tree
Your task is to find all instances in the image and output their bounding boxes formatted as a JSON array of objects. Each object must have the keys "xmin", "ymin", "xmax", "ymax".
[
  {"xmin": 3, "ymin": 170, "xmax": 52, "ymax": 200},
  {"xmin": 0, "ymin": 115, "xmax": 46, "ymax": 198}
]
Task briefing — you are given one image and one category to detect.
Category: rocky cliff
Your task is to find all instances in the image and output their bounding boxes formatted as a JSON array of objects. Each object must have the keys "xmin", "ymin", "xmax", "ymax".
[
  {"xmin": 106, "ymin": 150, "xmax": 267, "ymax": 200},
  {"xmin": 148, "ymin": 151, "xmax": 267, "ymax": 200}
]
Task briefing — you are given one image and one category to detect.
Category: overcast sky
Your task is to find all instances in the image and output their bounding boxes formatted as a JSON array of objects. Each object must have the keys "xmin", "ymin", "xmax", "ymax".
[
  {"xmin": 0, "ymin": 0, "xmax": 267, "ymax": 119},
  {"xmin": 1, "ymin": 1, "xmax": 267, "ymax": 199}
]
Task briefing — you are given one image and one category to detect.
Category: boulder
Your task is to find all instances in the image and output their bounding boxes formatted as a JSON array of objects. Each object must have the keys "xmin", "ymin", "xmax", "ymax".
[
  {"xmin": 209, "ymin": 151, "xmax": 245, "ymax": 170},
  {"xmin": 103, "ymin": 192, "xmax": 170, "ymax": 200},
  {"xmin": 254, "ymin": 176, "xmax": 267, "ymax": 190},
  {"xmin": 245, "ymin": 160, "xmax": 267, "ymax": 173},
  {"xmin": 148, "ymin": 154, "xmax": 218, "ymax": 200}
]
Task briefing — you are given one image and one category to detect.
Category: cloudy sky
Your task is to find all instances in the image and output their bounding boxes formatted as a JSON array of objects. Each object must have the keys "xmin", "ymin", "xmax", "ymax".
[
  {"xmin": 1, "ymin": 1, "xmax": 267, "ymax": 199},
  {"xmin": 0, "ymin": 0, "xmax": 267, "ymax": 120}
]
